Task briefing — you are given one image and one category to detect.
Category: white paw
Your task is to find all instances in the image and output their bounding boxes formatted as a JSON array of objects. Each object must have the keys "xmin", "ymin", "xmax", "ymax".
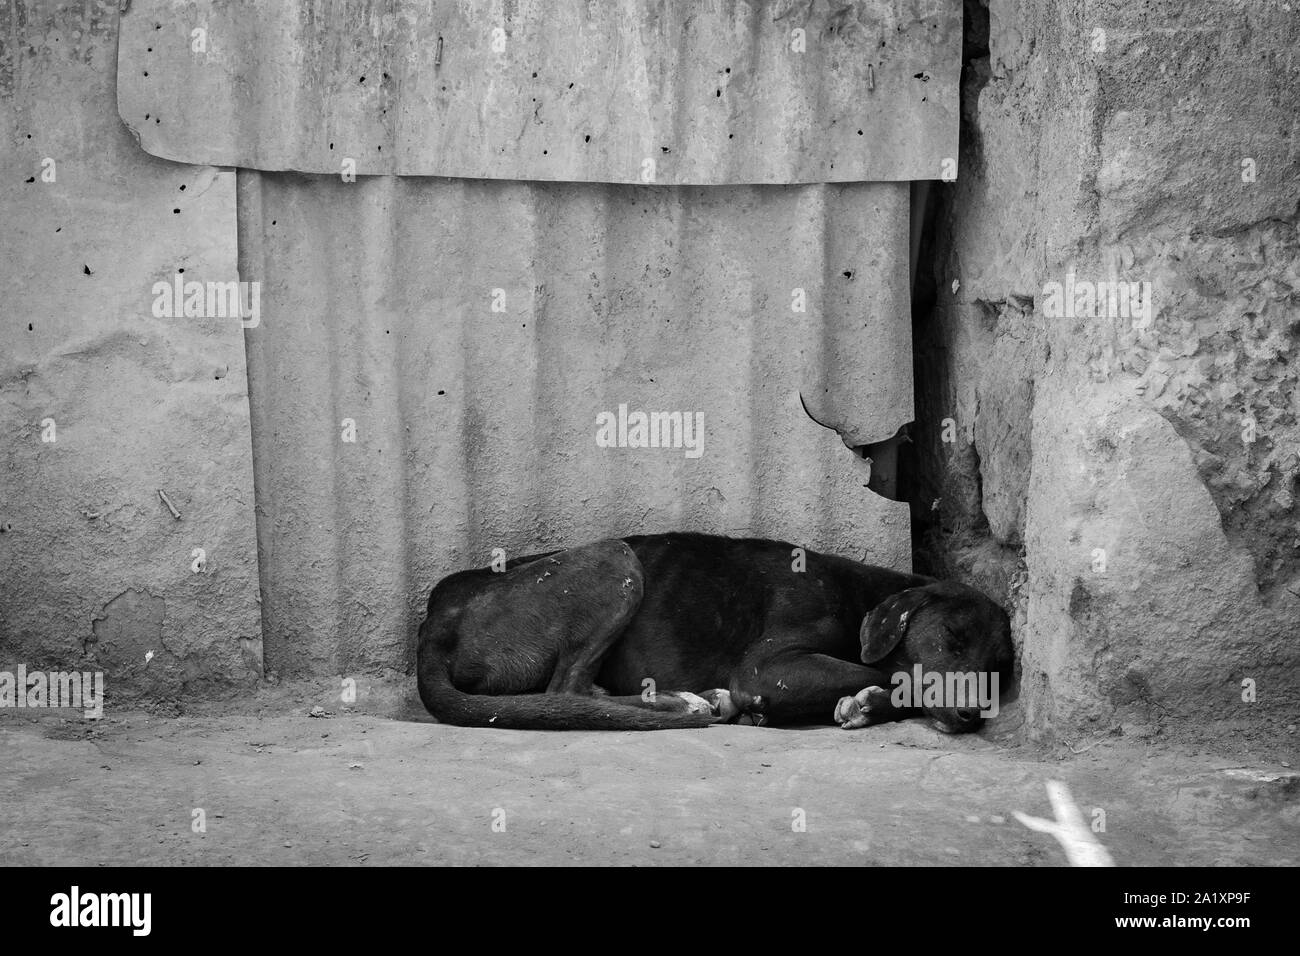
[
  {"xmin": 674, "ymin": 691, "xmax": 713, "ymax": 716},
  {"xmin": 699, "ymin": 688, "xmax": 740, "ymax": 720},
  {"xmin": 834, "ymin": 695, "xmax": 864, "ymax": 728},
  {"xmin": 835, "ymin": 685, "xmax": 885, "ymax": 730}
]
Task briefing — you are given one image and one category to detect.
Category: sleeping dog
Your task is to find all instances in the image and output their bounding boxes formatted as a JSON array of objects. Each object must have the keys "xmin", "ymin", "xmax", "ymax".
[{"xmin": 417, "ymin": 533, "xmax": 1013, "ymax": 732}]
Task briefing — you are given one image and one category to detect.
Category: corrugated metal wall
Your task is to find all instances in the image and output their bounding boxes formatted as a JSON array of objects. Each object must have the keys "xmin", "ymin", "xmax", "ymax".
[
  {"xmin": 237, "ymin": 174, "xmax": 912, "ymax": 676},
  {"xmin": 135, "ymin": 0, "xmax": 954, "ymax": 679},
  {"xmin": 118, "ymin": 0, "xmax": 960, "ymax": 184},
  {"xmin": 4, "ymin": 0, "xmax": 960, "ymax": 688}
]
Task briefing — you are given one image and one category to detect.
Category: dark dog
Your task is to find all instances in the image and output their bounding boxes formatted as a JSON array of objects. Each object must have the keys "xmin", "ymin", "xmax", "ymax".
[{"xmin": 417, "ymin": 533, "xmax": 1013, "ymax": 732}]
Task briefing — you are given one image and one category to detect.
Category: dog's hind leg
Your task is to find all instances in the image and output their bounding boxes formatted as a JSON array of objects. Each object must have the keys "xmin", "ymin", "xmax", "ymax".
[
  {"xmin": 419, "ymin": 541, "xmax": 714, "ymax": 729},
  {"xmin": 444, "ymin": 539, "xmax": 645, "ymax": 697},
  {"xmin": 543, "ymin": 544, "xmax": 645, "ymax": 695}
]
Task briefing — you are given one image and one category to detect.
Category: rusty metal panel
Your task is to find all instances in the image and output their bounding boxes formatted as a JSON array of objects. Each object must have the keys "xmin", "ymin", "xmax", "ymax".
[
  {"xmin": 0, "ymin": 0, "xmax": 262, "ymax": 696},
  {"xmin": 120, "ymin": 0, "xmax": 960, "ymax": 184},
  {"xmin": 238, "ymin": 174, "xmax": 912, "ymax": 675}
]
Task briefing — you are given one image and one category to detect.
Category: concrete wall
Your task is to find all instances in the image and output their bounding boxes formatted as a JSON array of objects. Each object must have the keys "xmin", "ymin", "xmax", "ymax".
[
  {"xmin": 1, "ymin": 0, "xmax": 263, "ymax": 707},
  {"xmin": 915, "ymin": 0, "xmax": 1300, "ymax": 742}
]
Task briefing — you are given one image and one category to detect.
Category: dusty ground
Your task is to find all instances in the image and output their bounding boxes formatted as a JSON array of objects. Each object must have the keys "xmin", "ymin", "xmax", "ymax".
[{"xmin": 2, "ymin": 683, "xmax": 1297, "ymax": 867}]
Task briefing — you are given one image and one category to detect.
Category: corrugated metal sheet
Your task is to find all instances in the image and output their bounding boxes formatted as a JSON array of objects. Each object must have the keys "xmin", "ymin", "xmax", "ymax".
[
  {"xmin": 0, "ymin": 1, "xmax": 262, "ymax": 692},
  {"xmin": 118, "ymin": 0, "xmax": 960, "ymax": 183},
  {"xmin": 2, "ymin": 0, "xmax": 930, "ymax": 686},
  {"xmin": 237, "ymin": 174, "xmax": 913, "ymax": 676}
]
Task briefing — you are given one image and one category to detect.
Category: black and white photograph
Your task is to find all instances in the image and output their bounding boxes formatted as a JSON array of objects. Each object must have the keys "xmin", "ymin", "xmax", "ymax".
[{"xmin": 1, "ymin": 0, "xmax": 1295, "ymax": 922}]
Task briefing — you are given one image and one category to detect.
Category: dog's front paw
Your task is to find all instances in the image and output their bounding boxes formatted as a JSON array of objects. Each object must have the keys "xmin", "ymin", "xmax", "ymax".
[
  {"xmin": 699, "ymin": 688, "xmax": 740, "ymax": 721},
  {"xmin": 835, "ymin": 685, "xmax": 887, "ymax": 730},
  {"xmin": 834, "ymin": 695, "xmax": 866, "ymax": 728}
]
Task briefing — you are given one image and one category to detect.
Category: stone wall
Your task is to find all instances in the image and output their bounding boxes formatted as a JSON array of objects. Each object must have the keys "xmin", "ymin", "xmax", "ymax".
[{"xmin": 914, "ymin": 0, "xmax": 1300, "ymax": 742}]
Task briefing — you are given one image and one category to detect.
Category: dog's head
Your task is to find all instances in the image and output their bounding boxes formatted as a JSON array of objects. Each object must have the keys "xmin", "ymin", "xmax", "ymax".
[{"xmin": 860, "ymin": 581, "xmax": 1013, "ymax": 734}]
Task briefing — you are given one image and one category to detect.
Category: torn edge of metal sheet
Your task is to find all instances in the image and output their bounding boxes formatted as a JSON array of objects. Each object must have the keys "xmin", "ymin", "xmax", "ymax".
[
  {"xmin": 799, "ymin": 391, "xmax": 914, "ymax": 502},
  {"xmin": 116, "ymin": 0, "xmax": 961, "ymax": 184}
]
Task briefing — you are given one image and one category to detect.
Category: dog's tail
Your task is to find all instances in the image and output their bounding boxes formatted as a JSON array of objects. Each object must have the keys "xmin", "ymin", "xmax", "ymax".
[{"xmin": 417, "ymin": 654, "xmax": 714, "ymax": 731}]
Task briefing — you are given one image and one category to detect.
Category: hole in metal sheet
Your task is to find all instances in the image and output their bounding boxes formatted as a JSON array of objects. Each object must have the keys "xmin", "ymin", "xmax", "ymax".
[
  {"xmin": 856, "ymin": 426, "xmax": 913, "ymax": 502},
  {"xmin": 800, "ymin": 392, "xmax": 912, "ymax": 504}
]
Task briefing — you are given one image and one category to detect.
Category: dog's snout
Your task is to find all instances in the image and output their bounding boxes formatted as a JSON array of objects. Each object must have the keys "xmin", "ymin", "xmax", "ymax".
[{"xmin": 956, "ymin": 707, "xmax": 977, "ymax": 722}]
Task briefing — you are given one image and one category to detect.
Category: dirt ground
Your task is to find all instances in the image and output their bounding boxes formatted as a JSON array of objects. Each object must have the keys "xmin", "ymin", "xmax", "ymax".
[{"xmin": 2, "ymin": 684, "xmax": 1297, "ymax": 866}]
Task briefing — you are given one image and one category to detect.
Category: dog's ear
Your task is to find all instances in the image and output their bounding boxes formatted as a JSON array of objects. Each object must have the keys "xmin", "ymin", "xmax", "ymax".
[{"xmin": 860, "ymin": 588, "xmax": 932, "ymax": 663}]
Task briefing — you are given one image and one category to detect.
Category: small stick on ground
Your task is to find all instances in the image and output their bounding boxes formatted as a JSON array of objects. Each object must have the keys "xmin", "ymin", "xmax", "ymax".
[{"xmin": 157, "ymin": 489, "xmax": 181, "ymax": 520}]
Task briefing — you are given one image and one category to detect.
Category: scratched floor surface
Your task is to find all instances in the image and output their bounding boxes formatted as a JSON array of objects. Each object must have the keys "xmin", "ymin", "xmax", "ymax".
[{"xmin": 1, "ymin": 697, "xmax": 1296, "ymax": 866}]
